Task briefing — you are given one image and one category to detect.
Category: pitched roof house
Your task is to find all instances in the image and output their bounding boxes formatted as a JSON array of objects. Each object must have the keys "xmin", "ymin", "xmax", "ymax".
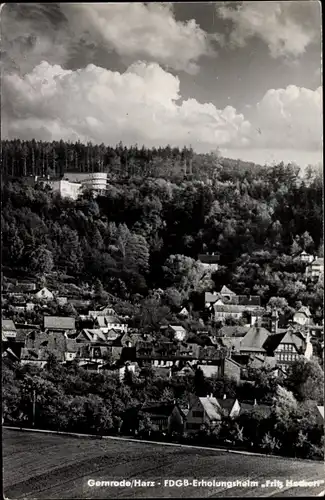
[
  {"xmin": 136, "ymin": 401, "xmax": 187, "ymax": 435},
  {"xmin": 2, "ymin": 319, "xmax": 17, "ymax": 340},
  {"xmin": 168, "ymin": 325, "xmax": 187, "ymax": 341},
  {"xmin": 35, "ymin": 287, "xmax": 54, "ymax": 301},
  {"xmin": 186, "ymin": 395, "xmax": 240, "ymax": 433},
  {"xmin": 197, "ymin": 254, "xmax": 219, "ymax": 273},
  {"xmin": 263, "ymin": 330, "xmax": 305, "ymax": 372},
  {"xmin": 293, "ymin": 306, "xmax": 312, "ymax": 326},
  {"xmin": 220, "ymin": 285, "xmax": 236, "ymax": 297},
  {"xmin": 95, "ymin": 315, "xmax": 127, "ymax": 333},
  {"xmin": 44, "ymin": 316, "xmax": 76, "ymax": 332},
  {"xmin": 306, "ymin": 257, "xmax": 324, "ymax": 279},
  {"xmin": 240, "ymin": 326, "xmax": 271, "ymax": 354}
]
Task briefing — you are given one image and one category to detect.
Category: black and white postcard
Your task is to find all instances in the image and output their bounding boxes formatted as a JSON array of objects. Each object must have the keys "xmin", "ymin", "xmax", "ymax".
[{"xmin": 1, "ymin": 2, "xmax": 324, "ymax": 498}]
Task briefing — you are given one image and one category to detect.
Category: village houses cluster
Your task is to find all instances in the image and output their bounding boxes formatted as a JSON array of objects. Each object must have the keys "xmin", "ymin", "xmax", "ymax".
[{"xmin": 2, "ymin": 250, "xmax": 324, "ymax": 435}]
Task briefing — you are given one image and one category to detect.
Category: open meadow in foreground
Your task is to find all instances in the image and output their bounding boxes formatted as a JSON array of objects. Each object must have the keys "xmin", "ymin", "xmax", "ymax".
[{"xmin": 3, "ymin": 429, "xmax": 325, "ymax": 498}]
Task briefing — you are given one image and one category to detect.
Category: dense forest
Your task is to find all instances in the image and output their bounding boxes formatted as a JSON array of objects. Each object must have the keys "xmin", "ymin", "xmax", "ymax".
[
  {"xmin": 1, "ymin": 140, "xmax": 323, "ymax": 316},
  {"xmin": 1, "ymin": 139, "xmax": 198, "ymax": 178}
]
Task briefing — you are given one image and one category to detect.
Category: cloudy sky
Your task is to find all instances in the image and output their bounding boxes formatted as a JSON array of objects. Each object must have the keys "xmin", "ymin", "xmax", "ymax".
[{"xmin": 1, "ymin": 2, "xmax": 322, "ymax": 167}]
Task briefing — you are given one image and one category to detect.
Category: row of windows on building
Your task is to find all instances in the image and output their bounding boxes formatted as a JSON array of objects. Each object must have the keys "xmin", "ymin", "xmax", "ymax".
[
  {"xmin": 275, "ymin": 352, "xmax": 298, "ymax": 362},
  {"xmin": 276, "ymin": 344, "xmax": 296, "ymax": 352}
]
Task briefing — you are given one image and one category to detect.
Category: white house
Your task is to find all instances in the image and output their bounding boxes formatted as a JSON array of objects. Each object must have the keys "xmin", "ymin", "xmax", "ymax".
[
  {"xmin": 186, "ymin": 395, "xmax": 241, "ymax": 433},
  {"xmin": 168, "ymin": 325, "xmax": 187, "ymax": 341},
  {"xmin": 293, "ymin": 306, "xmax": 312, "ymax": 326},
  {"xmin": 50, "ymin": 179, "xmax": 82, "ymax": 200},
  {"xmin": 35, "ymin": 287, "xmax": 54, "ymax": 301},
  {"xmin": 299, "ymin": 251, "xmax": 315, "ymax": 264},
  {"xmin": 96, "ymin": 316, "xmax": 127, "ymax": 334},
  {"xmin": 306, "ymin": 257, "xmax": 324, "ymax": 279}
]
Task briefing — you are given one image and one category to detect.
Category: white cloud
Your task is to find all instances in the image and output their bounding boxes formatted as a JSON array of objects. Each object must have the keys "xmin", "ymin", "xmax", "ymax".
[
  {"xmin": 217, "ymin": 1, "xmax": 320, "ymax": 58},
  {"xmin": 2, "ymin": 61, "xmax": 322, "ymax": 156},
  {"xmin": 60, "ymin": 2, "xmax": 221, "ymax": 74},
  {"xmin": 1, "ymin": 61, "xmax": 251, "ymax": 151},
  {"xmin": 1, "ymin": 3, "xmax": 219, "ymax": 76},
  {"xmin": 251, "ymin": 85, "xmax": 322, "ymax": 150}
]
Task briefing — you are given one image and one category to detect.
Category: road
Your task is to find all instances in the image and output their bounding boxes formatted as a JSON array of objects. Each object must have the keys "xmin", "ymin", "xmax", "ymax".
[{"xmin": 3, "ymin": 429, "xmax": 324, "ymax": 498}]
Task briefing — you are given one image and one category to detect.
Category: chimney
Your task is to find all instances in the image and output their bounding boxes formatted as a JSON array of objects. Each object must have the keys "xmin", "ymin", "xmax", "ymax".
[
  {"xmin": 254, "ymin": 399, "xmax": 257, "ymax": 406},
  {"xmin": 223, "ymin": 394, "xmax": 227, "ymax": 400}
]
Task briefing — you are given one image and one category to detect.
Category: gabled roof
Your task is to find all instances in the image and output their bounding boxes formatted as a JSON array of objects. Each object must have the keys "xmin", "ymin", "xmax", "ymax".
[
  {"xmin": 44, "ymin": 316, "xmax": 75, "ymax": 330},
  {"xmin": 83, "ymin": 329, "xmax": 107, "ymax": 342},
  {"xmin": 35, "ymin": 287, "xmax": 53, "ymax": 295},
  {"xmin": 220, "ymin": 286, "xmax": 236, "ymax": 295},
  {"xmin": 241, "ymin": 326, "xmax": 270, "ymax": 350},
  {"xmin": 169, "ymin": 325, "xmax": 186, "ymax": 332},
  {"xmin": 216, "ymin": 398, "xmax": 237, "ymax": 413},
  {"xmin": 140, "ymin": 401, "xmax": 178, "ymax": 417},
  {"xmin": 198, "ymin": 396, "xmax": 225, "ymax": 420},
  {"xmin": 263, "ymin": 330, "xmax": 305, "ymax": 353}
]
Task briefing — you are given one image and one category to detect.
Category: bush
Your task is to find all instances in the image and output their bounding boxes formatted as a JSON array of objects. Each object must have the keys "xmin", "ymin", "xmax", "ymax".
[{"xmin": 260, "ymin": 432, "xmax": 281, "ymax": 454}]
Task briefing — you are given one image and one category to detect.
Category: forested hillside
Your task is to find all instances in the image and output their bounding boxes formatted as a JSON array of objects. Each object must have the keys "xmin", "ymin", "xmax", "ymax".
[{"xmin": 1, "ymin": 141, "xmax": 323, "ymax": 314}]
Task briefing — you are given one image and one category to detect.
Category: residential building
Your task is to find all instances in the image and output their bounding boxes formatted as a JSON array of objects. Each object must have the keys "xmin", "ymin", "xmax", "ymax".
[
  {"xmin": 178, "ymin": 307, "xmax": 189, "ymax": 318},
  {"xmin": 44, "ymin": 316, "xmax": 76, "ymax": 333},
  {"xmin": 220, "ymin": 286, "xmax": 237, "ymax": 300},
  {"xmin": 197, "ymin": 253, "xmax": 219, "ymax": 271},
  {"xmin": 35, "ymin": 287, "xmax": 54, "ymax": 301},
  {"xmin": 306, "ymin": 257, "xmax": 324, "ymax": 279},
  {"xmin": 76, "ymin": 329, "xmax": 107, "ymax": 343},
  {"xmin": 50, "ymin": 179, "xmax": 82, "ymax": 200},
  {"xmin": 95, "ymin": 315, "xmax": 127, "ymax": 334},
  {"xmin": 205, "ymin": 292, "xmax": 219, "ymax": 309},
  {"xmin": 165, "ymin": 324, "xmax": 187, "ymax": 341},
  {"xmin": 298, "ymin": 251, "xmax": 315, "ymax": 264},
  {"xmin": 82, "ymin": 172, "xmax": 109, "ymax": 195},
  {"xmin": 64, "ymin": 340, "xmax": 79, "ymax": 362},
  {"xmin": 293, "ymin": 306, "xmax": 312, "ymax": 326},
  {"xmin": 263, "ymin": 329, "xmax": 306, "ymax": 372},
  {"xmin": 2, "ymin": 319, "xmax": 17, "ymax": 340},
  {"xmin": 186, "ymin": 395, "xmax": 240, "ymax": 433},
  {"xmin": 136, "ymin": 402, "xmax": 187, "ymax": 435},
  {"xmin": 173, "ymin": 363, "xmax": 195, "ymax": 377},
  {"xmin": 239, "ymin": 401, "xmax": 272, "ymax": 418},
  {"xmin": 239, "ymin": 326, "xmax": 271, "ymax": 357}
]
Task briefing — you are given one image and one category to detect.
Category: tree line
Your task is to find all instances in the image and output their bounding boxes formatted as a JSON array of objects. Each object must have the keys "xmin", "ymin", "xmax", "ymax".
[{"xmin": 3, "ymin": 356, "xmax": 323, "ymax": 460}]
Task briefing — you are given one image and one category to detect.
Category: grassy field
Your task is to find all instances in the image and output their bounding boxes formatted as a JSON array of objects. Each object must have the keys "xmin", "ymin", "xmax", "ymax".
[{"xmin": 3, "ymin": 429, "xmax": 324, "ymax": 499}]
